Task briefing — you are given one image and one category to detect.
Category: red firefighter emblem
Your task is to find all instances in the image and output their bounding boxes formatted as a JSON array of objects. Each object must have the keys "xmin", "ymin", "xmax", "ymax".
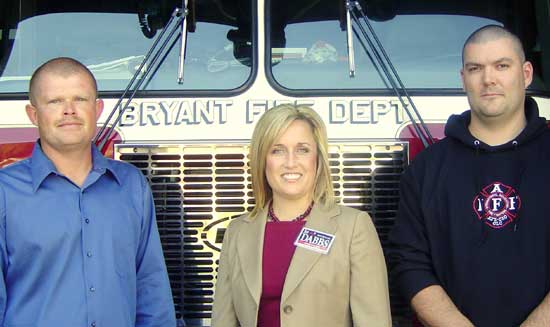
[{"xmin": 473, "ymin": 182, "xmax": 521, "ymax": 229}]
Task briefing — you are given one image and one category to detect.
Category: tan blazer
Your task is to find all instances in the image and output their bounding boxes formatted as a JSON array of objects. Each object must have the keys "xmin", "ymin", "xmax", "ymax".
[{"xmin": 211, "ymin": 204, "xmax": 392, "ymax": 327}]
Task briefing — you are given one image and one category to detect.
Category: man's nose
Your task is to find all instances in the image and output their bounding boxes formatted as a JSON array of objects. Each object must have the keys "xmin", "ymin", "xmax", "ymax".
[
  {"xmin": 63, "ymin": 101, "xmax": 77, "ymax": 115},
  {"xmin": 482, "ymin": 67, "xmax": 496, "ymax": 85}
]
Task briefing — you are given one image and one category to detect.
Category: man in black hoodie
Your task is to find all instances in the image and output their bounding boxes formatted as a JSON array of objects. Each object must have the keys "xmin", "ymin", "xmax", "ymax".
[{"xmin": 389, "ymin": 25, "xmax": 550, "ymax": 326}]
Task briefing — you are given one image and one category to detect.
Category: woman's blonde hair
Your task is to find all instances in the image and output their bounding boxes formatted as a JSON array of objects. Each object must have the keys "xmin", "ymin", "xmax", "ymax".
[{"xmin": 248, "ymin": 104, "xmax": 335, "ymax": 218}]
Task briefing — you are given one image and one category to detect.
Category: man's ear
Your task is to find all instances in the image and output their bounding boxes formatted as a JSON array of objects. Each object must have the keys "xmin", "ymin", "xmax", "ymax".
[
  {"xmin": 460, "ymin": 68, "xmax": 466, "ymax": 91},
  {"xmin": 95, "ymin": 98, "xmax": 104, "ymax": 119},
  {"xmin": 25, "ymin": 104, "xmax": 39, "ymax": 126},
  {"xmin": 523, "ymin": 61, "xmax": 534, "ymax": 89}
]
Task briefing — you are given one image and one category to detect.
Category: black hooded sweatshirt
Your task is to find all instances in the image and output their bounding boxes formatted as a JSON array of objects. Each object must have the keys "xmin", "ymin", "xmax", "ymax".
[{"xmin": 389, "ymin": 97, "xmax": 550, "ymax": 326}]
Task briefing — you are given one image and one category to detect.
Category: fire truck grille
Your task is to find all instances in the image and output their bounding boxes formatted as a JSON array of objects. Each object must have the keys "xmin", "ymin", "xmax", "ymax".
[{"xmin": 116, "ymin": 142, "xmax": 408, "ymax": 326}]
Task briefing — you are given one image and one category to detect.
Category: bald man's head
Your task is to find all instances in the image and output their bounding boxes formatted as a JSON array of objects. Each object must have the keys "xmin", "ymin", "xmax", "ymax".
[
  {"xmin": 462, "ymin": 25, "xmax": 525, "ymax": 65},
  {"xmin": 29, "ymin": 57, "xmax": 97, "ymax": 105}
]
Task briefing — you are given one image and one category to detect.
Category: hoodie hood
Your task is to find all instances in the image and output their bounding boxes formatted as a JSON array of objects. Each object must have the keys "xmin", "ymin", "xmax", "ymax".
[{"xmin": 444, "ymin": 97, "xmax": 547, "ymax": 151}]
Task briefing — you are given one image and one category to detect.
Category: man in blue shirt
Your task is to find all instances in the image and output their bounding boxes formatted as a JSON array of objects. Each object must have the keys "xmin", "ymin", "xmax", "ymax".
[{"xmin": 0, "ymin": 57, "xmax": 176, "ymax": 326}]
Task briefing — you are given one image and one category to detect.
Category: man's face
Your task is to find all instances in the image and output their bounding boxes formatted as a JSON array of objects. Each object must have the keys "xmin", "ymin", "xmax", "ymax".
[
  {"xmin": 461, "ymin": 37, "xmax": 533, "ymax": 125},
  {"xmin": 25, "ymin": 71, "xmax": 103, "ymax": 154}
]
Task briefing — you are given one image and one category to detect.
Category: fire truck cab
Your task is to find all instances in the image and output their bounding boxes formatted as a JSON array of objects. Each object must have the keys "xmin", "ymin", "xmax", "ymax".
[{"xmin": 1, "ymin": 0, "xmax": 550, "ymax": 325}]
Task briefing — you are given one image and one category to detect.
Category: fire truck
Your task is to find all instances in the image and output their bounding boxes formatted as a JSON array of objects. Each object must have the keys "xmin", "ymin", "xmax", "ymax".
[{"xmin": 1, "ymin": 0, "xmax": 549, "ymax": 326}]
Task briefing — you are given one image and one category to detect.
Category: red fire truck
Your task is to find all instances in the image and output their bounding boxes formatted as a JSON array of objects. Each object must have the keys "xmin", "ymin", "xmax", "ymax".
[{"xmin": 1, "ymin": 0, "xmax": 549, "ymax": 325}]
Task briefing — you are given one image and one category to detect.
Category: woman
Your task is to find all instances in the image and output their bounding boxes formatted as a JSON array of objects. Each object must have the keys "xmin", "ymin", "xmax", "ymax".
[{"xmin": 212, "ymin": 104, "xmax": 391, "ymax": 327}]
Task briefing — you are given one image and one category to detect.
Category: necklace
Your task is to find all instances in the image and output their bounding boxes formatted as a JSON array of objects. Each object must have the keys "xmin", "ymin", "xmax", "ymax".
[{"xmin": 268, "ymin": 201, "xmax": 314, "ymax": 222}]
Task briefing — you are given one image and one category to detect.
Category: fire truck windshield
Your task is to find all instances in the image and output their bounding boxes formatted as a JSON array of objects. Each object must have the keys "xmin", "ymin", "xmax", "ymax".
[
  {"xmin": 0, "ymin": 0, "xmax": 253, "ymax": 94},
  {"xmin": 267, "ymin": 0, "xmax": 550, "ymax": 95}
]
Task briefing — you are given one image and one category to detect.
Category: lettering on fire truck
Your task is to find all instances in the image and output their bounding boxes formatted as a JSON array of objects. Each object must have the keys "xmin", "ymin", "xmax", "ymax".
[{"xmin": 120, "ymin": 99, "xmax": 406, "ymax": 126}]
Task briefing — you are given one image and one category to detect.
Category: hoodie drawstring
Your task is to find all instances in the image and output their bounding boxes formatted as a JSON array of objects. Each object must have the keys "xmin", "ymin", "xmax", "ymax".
[
  {"xmin": 474, "ymin": 139, "xmax": 525, "ymax": 246},
  {"xmin": 473, "ymin": 140, "xmax": 489, "ymax": 245}
]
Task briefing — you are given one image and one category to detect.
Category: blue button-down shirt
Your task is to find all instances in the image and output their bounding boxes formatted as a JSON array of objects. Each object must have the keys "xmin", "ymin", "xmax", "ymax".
[{"xmin": 0, "ymin": 143, "xmax": 176, "ymax": 327}]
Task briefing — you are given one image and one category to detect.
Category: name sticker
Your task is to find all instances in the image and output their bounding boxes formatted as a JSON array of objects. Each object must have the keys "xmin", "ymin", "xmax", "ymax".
[{"xmin": 294, "ymin": 227, "xmax": 335, "ymax": 254}]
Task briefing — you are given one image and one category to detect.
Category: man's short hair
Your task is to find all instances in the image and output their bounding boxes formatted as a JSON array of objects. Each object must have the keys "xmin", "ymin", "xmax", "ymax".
[
  {"xmin": 29, "ymin": 57, "xmax": 98, "ymax": 105},
  {"xmin": 462, "ymin": 25, "xmax": 526, "ymax": 64}
]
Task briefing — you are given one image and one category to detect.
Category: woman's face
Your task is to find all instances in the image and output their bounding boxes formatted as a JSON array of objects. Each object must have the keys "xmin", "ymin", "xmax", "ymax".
[{"xmin": 265, "ymin": 120, "xmax": 318, "ymax": 205}]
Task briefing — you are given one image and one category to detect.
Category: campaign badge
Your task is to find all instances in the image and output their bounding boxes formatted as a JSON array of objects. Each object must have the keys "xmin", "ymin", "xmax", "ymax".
[{"xmin": 294, "ymin": 227, "xmax": 335, "ymax": 254}]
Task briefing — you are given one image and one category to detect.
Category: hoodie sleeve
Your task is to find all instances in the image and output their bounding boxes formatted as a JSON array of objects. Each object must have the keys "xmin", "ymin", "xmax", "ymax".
[{"xmin": 388, "ymin": 165, "xmax": 440, "ymax": 302}]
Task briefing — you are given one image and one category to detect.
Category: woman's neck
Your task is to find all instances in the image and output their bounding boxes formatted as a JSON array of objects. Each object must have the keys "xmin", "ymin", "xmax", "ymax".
[{"xmin": 271, "ymin": 197, "xmax": 313, "ymax": 221}]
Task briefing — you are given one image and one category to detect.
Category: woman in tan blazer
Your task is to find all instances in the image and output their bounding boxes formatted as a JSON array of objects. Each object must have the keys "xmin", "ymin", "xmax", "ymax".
[{"xmin": 212, "ymin": 104, "xmax": 391, "ymax": 327}]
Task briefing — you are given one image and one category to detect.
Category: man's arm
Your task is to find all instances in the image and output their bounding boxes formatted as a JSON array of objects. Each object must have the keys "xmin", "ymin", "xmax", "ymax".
[
  {"xmin": 388, "ymin": 164, "xmax": 471, "ymax": 326},
  {"xmin": 411, "ymin": 285, "xmax": 473, "ymax": 327},
  {"xmin": 388, "ymin": 167, "xmax": 439, "ymax": 300},
  {"xmin": 135, "ymin": 178, "xmax": 176, "ymax": 327},
  {"xmin": 0, "ymin": 184, "xmax": 7, "ymax": 324},
  {"xmin": 521, "ymin": 293, "xmax": 550, "ymax": 327}
]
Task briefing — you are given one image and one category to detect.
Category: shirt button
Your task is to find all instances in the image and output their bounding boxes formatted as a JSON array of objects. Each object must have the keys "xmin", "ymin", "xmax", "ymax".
[
  {"xmin": 89, "ymin": 286, "xmax": 95, "ymax": 292},
  {"xmin": 283, "ymin": 305, "xmax": 293, "ymax": 314},
  {"xmin": 91, "ymin": 322, "xmax": 96, "ymax": 327},
  {"xmin": 87, "ymin": 251, "xmax": 92, "ymax": 258},
  {"xmin": 85, "ymin": 218, "xmax": 90, "ymax": 224}
]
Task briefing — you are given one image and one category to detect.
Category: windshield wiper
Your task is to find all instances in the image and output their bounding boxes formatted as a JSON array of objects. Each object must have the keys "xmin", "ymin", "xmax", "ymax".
[
  {"xmin": 345, "ymin": 0, "xmax": 434, "ymax": 148},
  {"xmin": 345, "ymin": 0, "xmax": 356, "ymax": 78},
  {"xmin": 94, "ymin": 6, "xmax": 188, "ymax": 153},
  {"xmin": 177, "ymin": 0, "xmax": 189, "ymax": 83}
]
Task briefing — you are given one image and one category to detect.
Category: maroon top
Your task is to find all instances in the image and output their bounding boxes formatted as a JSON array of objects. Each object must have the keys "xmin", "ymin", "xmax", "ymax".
[{"xmin": 257, "ymin": 220, "xmax": 306, "ymax": 327}]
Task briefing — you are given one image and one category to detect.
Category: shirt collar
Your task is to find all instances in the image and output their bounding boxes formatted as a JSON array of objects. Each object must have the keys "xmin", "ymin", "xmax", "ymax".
[
  {"xmin": 90, "ymin": 144, "xmax": 122, "ymax": 186},
  {"xmin": 30, "ymin": 142, "xmax": 58, "ymax": 192},
  {"xmin": 30, "ymin": 141, "xmax": 122, "ymax": 192}
]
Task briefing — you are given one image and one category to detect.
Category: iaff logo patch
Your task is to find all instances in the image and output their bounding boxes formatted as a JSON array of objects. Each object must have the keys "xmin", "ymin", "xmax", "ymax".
[{"xmin": 473, "ymin": 182, "xmax": 521, "ymax": 229}]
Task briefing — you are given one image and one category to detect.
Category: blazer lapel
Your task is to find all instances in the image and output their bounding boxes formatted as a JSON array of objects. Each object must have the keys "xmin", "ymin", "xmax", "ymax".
[
  {"xmin": 281, "ymin": 204, "xmax": 340, "ymax": 303},
  {"xmin": 236, "ymin": 208, "xmax": 267, "ymax": 305}
]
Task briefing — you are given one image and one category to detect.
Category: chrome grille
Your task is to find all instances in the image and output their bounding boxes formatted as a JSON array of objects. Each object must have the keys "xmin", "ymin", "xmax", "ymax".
[{"xmin": 116, "ymin": 141, "xmax": 408, "ymax": 326}]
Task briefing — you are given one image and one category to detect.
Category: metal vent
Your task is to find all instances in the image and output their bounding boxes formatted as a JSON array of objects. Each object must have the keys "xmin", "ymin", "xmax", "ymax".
[{"xmin": 116, "ymin": 141, "xmax": 408, "ymax": 326}]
